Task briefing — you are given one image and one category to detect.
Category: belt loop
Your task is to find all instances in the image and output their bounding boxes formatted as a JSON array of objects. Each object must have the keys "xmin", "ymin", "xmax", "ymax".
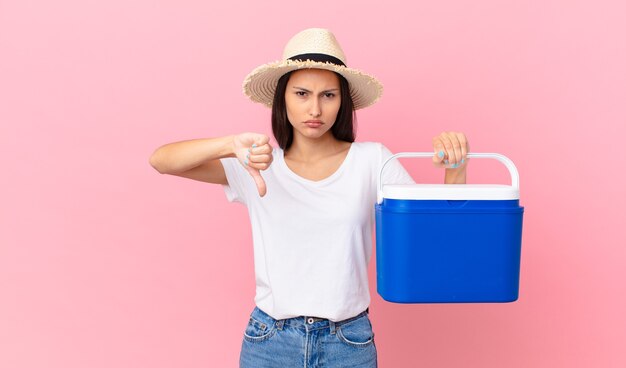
[
  {"xmin": 276, "ymin": 319, "xmax": 285, "ymax": 330},
  {"xmin": 329, "ymin": 320, "xmax": 336, "ymax": 335}
]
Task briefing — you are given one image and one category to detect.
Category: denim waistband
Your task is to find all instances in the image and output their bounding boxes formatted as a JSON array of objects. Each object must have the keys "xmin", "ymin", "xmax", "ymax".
[{"xmin": 249, "ymin": 307, "xmax": 370, "ymax": 334}]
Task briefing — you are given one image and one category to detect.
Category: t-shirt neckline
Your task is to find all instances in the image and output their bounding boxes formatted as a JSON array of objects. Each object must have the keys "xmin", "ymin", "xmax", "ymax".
[{"xmin": 278, "ymin": 143, "xmax": 355, "ymax": 186}]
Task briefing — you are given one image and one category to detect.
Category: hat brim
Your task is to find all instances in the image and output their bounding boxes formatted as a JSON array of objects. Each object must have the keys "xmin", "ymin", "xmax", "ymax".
[{"xmin": 242, "ymin": 59, "xmax": 383, "ymax": 110}]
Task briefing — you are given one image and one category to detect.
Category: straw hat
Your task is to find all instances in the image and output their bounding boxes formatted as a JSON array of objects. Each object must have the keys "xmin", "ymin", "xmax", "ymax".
[{"xmin": 242, "ymin": 28, "xmax": 383, "ymax": 110}]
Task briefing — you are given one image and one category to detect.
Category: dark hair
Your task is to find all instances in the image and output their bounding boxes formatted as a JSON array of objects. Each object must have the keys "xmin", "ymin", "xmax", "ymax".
[{"xmin": 271, "ymin": 70, "xmax": 356, "ymax": 150}]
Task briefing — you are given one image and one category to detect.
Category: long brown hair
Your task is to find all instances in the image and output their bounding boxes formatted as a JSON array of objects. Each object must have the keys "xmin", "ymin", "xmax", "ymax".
[{"xmin": 271, "ymin": 70, "xmax": 356, "ymax": 150}]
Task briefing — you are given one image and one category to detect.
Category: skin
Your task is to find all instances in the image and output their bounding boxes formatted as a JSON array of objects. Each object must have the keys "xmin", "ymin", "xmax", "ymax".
[
  {"xmin": 280, "ymin": 69, "xmax": 354, "ymax": 182},
  {"xmin": 233, "ymin": 68, "xmax": 470, "ymax": 196},
  {"xmin": 149, "ymin": 71, "xmax": 469, "ymax": 197},
  {"xmin": 283, "ymin": 68, "xmax": 346, "ymax": 163}
]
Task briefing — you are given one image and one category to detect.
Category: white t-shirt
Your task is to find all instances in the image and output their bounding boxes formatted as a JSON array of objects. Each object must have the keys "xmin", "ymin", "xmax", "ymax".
[{"xmin": 220, "ymin": 141, "xmax": 415, "ymax": 322}]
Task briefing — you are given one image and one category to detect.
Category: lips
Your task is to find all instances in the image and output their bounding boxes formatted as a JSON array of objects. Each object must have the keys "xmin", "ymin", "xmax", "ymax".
[{"xmin": 305, "ymin": 120, "xmax": 323, "ymax": 128}]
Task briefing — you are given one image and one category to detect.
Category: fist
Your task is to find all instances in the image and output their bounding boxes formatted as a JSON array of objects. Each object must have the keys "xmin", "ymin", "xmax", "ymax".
[
  {"xmin": 232, "ymin": 132, "xmax": 274, "ymax": 197},
  {"xmin": 432, "ymin": 131, "xmax": 470, "ymax": 169}
]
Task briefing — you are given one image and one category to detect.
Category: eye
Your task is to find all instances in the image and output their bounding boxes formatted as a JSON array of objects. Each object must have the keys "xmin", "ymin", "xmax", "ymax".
[
  {"xmin": 295, "ymin": 91, "xmax": 307, "ymax": 97},
  {"xmin": 324, "ymin": 93, "xmax": 336, "ymax": 98}
]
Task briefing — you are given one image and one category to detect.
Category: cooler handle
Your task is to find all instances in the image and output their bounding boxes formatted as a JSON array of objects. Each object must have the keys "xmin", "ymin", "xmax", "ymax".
[{"xmin": 377, "ymin": 152, "xmax": 520, "ymax": 204}]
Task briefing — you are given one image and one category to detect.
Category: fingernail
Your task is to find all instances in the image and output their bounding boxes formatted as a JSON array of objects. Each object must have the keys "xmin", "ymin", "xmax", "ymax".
[
  {"xmin": 252, "ymin": 144, "xmax": 257, "ymax": 148},
  {"xmin": 244, "ymin": 159, "xmax": 248, "ymax": 165},
  {"xmin": 438, "ymin": 151, "xmax": 444, "ymax": 158},
  {"xmin": 444, "ymin": 159, "xmax": 449, "ymax": 164},
  {"xmin": 461, "ymin": 158, "xmax": 465, "ymax": 164},
  {"xmin": 246, "ymin": 153, "xmax": 250, "ymax": 158}
]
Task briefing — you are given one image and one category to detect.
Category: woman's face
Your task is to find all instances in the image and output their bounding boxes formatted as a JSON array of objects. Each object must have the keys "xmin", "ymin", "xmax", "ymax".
[{"xmin": 284, "ymin": 68, "xmax": 342, "ymax": 141}]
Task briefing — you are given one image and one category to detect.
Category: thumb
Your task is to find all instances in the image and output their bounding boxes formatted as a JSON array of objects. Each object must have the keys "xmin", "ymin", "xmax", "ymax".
[
  {"xmin": 254, "ymin": 134, "xmax": 270, "ymax": 146},
  {"xmin": 247, "ymin": 167, "xmax": 267, "ymax": 197},
  {"xmin": 432, "ymin": 144, "xmax": 446, "ymax": 167}
]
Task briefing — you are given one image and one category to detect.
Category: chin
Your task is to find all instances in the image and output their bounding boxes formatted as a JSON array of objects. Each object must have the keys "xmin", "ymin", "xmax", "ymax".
[
  {"xmin": 307, "ymin": 129, "xmax": 330, "ymax": 138},
  {"xmin": 296, "ymin": 126, "xmax": 322, "ymax": 134}
]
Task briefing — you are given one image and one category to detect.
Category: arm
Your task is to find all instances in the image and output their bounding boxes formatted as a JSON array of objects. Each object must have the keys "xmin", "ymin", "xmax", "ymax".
[
  {"xmin": 149, "ymin": 133, "xmax": 274, "ymax": 196},
  {"xmin": 149, "ymin": 135, "xmax": 236, "ymax": 185},
  {"xmin": 445, "ymin": 167, "xmax": 467, "ymax": 184}
]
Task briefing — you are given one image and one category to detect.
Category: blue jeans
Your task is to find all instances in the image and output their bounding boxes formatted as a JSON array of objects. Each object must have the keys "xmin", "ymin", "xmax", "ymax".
[{"xmin": 239, "ymin": 306, "xmax": 378, "ymax": 367}]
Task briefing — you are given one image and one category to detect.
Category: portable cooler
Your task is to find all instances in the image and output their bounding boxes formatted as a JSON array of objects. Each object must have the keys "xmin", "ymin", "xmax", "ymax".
[{"xmin": 375, "ymin": 152, "xmax": 524, "ymax": 303}]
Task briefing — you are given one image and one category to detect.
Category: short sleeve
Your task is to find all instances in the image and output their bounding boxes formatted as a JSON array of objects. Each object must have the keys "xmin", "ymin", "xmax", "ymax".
[
  {"xmin": 379, "ymin": 143, "xmax": 416, "ymax": 186},
  {"xmin": 219, "ymin": 157, "xmax": 250, "ymax": 205}
]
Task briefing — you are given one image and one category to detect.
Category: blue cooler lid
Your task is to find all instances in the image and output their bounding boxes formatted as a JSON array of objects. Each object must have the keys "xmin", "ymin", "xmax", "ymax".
[
  {"xmin": 378, "ymin": 152, "xmax": 521, "ymax": 203},
  {"xmin": 383, "ymin": 184, "xmax": 519, "ymax": 200}
]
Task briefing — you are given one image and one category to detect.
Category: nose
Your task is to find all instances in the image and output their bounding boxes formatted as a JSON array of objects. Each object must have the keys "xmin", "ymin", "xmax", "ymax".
[{"xmin": 309, "ymin": 98, "xmax": 321, "ymax": 118}]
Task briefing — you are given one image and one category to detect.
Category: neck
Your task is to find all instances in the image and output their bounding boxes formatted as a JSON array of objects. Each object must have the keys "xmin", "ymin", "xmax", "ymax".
[{"xmin": 285, "ymin": 131, "xmax": 346, "ymax": 163}]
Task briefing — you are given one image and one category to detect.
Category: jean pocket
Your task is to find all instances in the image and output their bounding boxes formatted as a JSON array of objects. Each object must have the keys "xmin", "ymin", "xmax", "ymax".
[
  {"xmin": 243, "ymin": 316, "xmax": 277, "ymax": 343},
  {"xmin": 336, "ymin": 315, "xmax": 375, "ymax": 348}
]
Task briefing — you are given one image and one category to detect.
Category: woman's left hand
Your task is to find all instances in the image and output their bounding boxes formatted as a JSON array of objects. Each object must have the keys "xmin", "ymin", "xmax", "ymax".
[{"xmin": 432, "ymin": 131, "xmax": 470, "ymax": 170}]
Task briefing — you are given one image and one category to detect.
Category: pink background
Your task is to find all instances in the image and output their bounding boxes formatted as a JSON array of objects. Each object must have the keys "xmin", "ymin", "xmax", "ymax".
[{"xmin": 1, "ymin": 0, "xmax": 625, "ymax": 367}]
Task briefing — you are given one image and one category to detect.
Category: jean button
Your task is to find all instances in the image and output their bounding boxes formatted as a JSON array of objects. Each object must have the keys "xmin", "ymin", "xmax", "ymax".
[{"xmin": 307, "ymin": 318, "xmax": 314, "ymax": 324}]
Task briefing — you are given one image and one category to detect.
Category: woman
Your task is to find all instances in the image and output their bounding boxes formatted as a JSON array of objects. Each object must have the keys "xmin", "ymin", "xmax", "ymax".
[{"xmin": 149, "ymin": 28, "xmax": 469, "ymax": 368}]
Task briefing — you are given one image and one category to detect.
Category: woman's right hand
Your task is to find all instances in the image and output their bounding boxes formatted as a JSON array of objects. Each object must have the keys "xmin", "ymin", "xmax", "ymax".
[{"xmin": 232, "ymin": 133, "xmax": 274, "ymax": 197}]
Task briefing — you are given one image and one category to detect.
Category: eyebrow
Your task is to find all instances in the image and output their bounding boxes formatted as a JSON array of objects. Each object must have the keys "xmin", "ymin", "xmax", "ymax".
[{"xmin": 292, "ymin": 86, "xmax": 340, "ymax": 93}]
